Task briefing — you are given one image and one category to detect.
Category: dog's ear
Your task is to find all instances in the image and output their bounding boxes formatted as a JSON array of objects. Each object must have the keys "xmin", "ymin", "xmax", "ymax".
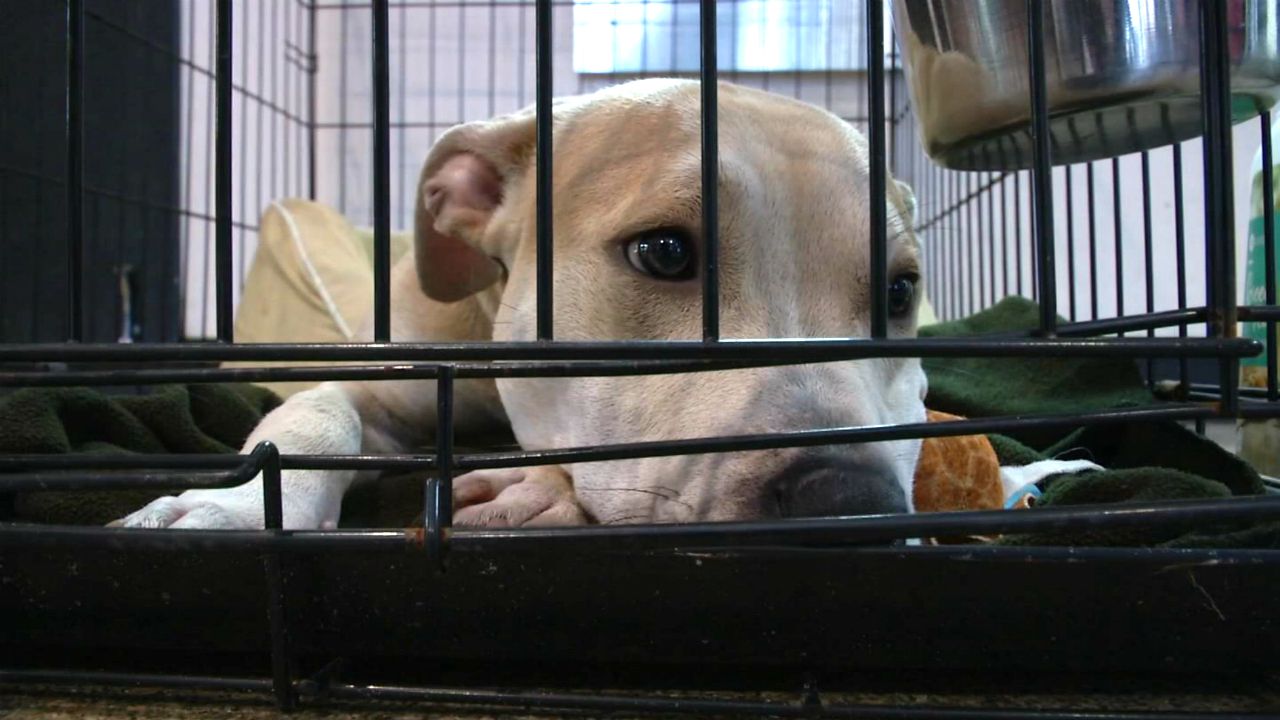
[{"xmin": 414, "ymin": 110, "xmax": 537, "ymax": 302}]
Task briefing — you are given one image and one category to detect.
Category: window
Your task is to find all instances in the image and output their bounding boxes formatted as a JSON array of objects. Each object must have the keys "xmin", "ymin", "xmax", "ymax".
[{"xmin": 573, "ymin": 0, "xmax": 892, "ymax": 75}]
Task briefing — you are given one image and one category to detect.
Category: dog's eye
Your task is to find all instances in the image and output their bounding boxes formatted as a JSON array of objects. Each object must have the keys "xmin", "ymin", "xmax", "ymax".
[
  {"xmin": 624, "ymin": 230, "xmax": 696, "ymax": 281},
  {"xmin": 888, "ymin": 274, "xmax": 918, "ymax": 317}
]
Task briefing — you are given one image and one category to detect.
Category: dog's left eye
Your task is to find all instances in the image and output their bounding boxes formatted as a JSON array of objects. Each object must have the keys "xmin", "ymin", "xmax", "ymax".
[
  {"xmin": 624, "ymin": 230, "xmax": 696, "ymax": 281},
  {"xmin": 888, "ymin": 274, "xmax": 917, "ymax": 317}
]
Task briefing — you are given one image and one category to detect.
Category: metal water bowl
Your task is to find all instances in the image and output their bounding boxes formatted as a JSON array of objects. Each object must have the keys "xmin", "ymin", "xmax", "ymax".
[{"xmin": 892, "ymin": 0, "xmax": 1280, "ymax": 171}]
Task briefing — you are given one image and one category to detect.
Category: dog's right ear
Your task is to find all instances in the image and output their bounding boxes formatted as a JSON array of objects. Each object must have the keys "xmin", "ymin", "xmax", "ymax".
[{"xmin": 415, "ymin": 110, "xmax": 537, "ymax": 302}]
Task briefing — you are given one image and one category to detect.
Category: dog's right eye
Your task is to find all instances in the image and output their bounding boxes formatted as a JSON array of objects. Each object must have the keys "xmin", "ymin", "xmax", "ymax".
[{"xmin": 624, "ymin": 230, "xmax": 696, "ymax": 281}]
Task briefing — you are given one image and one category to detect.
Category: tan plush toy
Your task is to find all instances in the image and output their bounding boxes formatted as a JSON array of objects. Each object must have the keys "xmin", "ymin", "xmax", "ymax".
[{"xmin": 913, "ymin": 410, "xmax": 1005, "ymax": 543}]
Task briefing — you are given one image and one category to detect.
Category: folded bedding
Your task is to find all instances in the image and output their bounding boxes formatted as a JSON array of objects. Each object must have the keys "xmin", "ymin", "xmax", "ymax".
[{"xmin": 1, "ymin": 297, "xmax": 1274, "ymax": 548}]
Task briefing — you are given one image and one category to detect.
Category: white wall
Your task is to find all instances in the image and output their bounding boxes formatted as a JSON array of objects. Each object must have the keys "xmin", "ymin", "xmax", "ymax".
[
  {"xmin": 179, "ymin": 0, "xmax": 312, "ymax": 339},
  {"xmin": 914, "ymin": 121, "xmax": 1264, "ymax": 336}
]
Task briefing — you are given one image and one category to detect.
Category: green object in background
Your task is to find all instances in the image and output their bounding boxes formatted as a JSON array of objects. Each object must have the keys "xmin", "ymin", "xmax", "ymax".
[
  {"xmin": 1240, "ymin": 112, "xmax": 1278, "ymax": 374},
  {"xmin": 1239, "ymin": 112, "xmax": 1279, "ymax": 479}
]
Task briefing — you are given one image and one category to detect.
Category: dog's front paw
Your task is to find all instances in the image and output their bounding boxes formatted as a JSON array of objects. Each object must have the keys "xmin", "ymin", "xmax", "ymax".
[
  {"xmin": 452, "ymin": 466, "xmax": 587, "ymax": 527},
  {"xmin": 109, "ymin": 490, "xmax": 263, "ymax": 529}
]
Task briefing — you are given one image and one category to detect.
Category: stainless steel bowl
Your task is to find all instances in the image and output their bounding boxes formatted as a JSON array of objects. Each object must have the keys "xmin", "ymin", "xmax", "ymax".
[{"xmin": 891, "ymin": 0, "xmax": 1280, "ymax": 171}]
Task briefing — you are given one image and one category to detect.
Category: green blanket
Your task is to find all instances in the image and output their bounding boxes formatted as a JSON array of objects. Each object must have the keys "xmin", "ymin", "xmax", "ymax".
[
  {"xmin": 0, "ymin": 384, "xmax": 282, "ymax": 525},
  {"xmin": 1, "ymin": 297, "xmax": 1275, "ymax": 546},
  {"xmin": 922, "ymin": 297, "xmax": 1274, "ymax": 548}
]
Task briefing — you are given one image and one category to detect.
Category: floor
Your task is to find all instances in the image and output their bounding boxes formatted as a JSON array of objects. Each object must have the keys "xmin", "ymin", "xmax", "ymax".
[{"xmin": 5, "ymin": 678, "xmax": 1279, "ymax": 719}]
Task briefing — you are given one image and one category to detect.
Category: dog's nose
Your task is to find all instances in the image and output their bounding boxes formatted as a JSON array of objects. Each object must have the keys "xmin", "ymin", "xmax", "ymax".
[{"xmin": 766, "ymin": 457, "xmax": 909, "ymax": 518}]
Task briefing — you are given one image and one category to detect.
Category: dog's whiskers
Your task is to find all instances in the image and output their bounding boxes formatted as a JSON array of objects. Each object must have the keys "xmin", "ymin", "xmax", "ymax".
[
  {"xmin": 578, "ymin": 486, "xmax": 694, "ymax": 512},
  {"xmin": 601, "ymin": 514, "xmax": 649, "ymax": 525},
  {"xmin": 579, "ymin": 486, "xmax": 673, "ymax": 499}
]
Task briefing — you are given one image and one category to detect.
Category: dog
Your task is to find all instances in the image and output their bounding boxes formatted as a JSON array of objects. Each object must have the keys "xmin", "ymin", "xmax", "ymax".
[{"xmin": 114, "ymin": 79, "xmax": 928, "ymax": 530}]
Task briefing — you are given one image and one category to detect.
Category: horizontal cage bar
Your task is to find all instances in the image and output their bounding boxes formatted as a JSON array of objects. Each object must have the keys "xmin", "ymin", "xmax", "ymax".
[{"xmin": 0, "ymin": 337, "xmax": 1261, "ymax": 364}]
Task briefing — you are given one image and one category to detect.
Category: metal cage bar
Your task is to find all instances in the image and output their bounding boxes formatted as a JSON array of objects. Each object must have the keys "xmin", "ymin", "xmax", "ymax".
[
  {"xmin": 1262, "ymin": 110, "xmax": 1277, "ymax": 402},
  {"xmin": 1198, "ymin": 0, "xmax": 1238, "ymax": 414},
  {"xmin": 700, "ymin": 0, "xmax": 720, "ymax": 341},
  {"xmin": 866, "ymin": 0, "xmax": 887, "ymax": 338},
  {"xmin": 215, "ymin": 0, "xmax": 234, "ymax": 342},
  {"xmin": 65, "ymin": 0, "xmax": 84, "ymax": 342},
  {"xmin": 258, "ymin": 442, "xmax": 295, "ymax": 710},
  {"xmin": 1026, "ymin": 0, "xmax": 1056, "ymax": 336},
  {"xmin": 535, "ymin": 0, "xmax": 553, "ymax": 340},
  {"xmin": 428, "ymin": 364, "xmax": 455, "ymax": 569},
  {"xmin": 372, "ymin": 0, "xmax": 392, "ymax": 342},
  {"xmin": 0, "ymin": 335, "xmax": 1258, "ymax": 364},
  {"xmin": 1173, "ymin": 143, "xmax": 1191, "ymax": 386},
  {"xmin": 1142, "ymin": 151, "xmax": 1155, "ymax": 385}
]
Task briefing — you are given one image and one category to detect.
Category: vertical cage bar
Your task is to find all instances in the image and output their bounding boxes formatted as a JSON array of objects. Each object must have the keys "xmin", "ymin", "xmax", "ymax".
[
  {"xmin": 181, "ymin": 0, "xmax": 197, "ymax": 337},
  {"xmin": 951, "ymin": 172, "xmax": 960, "ymax": 317},
  {"xmin": 259, "ymin": 442, "xmax": 296, "ymax": 711},
  {"xmin": 428, "ymin": 365, "xmax": 455, "ymax": 570},
  {"xmin": 338, "ymin": 12, "xmax": 349, "ymax": 213},
  {"xmin": 536, "ymin": 0, "xmax": 554, "ymax": 341},
  {"xmin": 202, "ymin": 1, "xmax": 215, "ymax": 337},
  {"xmin": 457, "ymin": 7, "xmax": 466, "ymax": 121},
  {"xmin": 238, "ymin": 3, "xmax": 250, "ymax": 296},
  {"xmin": 1015, "ymin": 171, "xmax": 1023, "ymax": 298},
  {"xmin": 1262, "ymin": 111, "xmax": 1277, "ymax": 401},
  {"xmin": 488, "ymin": 1, "xmax": 497, "ymax": 117},
  {"xmin": 1065, "ymin": 166, "xmax": 1077, "ymax": 319},
  {"xmin": 1001, "ymin": 173, "xmax": 1011, "ymax": 301},
  {"xmin": 977, "ymin": 177, "xmax": 987, "ymax": 310},
  {"xmin": 66, "ymin": 0, "xmax": 84, "ymax": 342},
  {"xmin": 966, "ymin": 174, "xmax": 975, "ymax": 315},
  {"xmin": 372, "ymin": 0, "xmax": 392, "ymax": 342},
  {"xmin": 1141, "ymin": 151, "xmax": 1155, "ymax": 387},
  {"xmin": 238, "ymin": 1, "xmax": 252, "ymax": 296},
  {"xmin": 1026, "ymin": 0, "xmax": 1057, "ymax": 335},
  {"xmin": 216, "ymin": 0, "xmax": 234, "ymax": 342},
  {"xmin": 867, "ymin": 0, "xmax": 887, "ymax": 336},
  {"xmin": 398, "ymin": 2, "xmax": 408, "ymax": 223},
  {"xmin": 986, "ymin": 173, "xmax": 996, "ymax": 304},
  {"xmin": 1111, "ymin": 158, "xmax": 1125, "ymax": 328},
  {"xmin": 1087, "ymin": 163, "xmax": 1099, "ymax": 319},
  {"xmin": 700, "ymin": 0, "xmax": 720, "ymax": 341},
  {"xmin": 1174, "ymin": 144, "xmax": 1190, "ymax": 386},
  {"xmin": 436, "ymin": 366, "xmax": 455, "ymax": 526},
  {"xmin": 307, "ymin": 2, "xmax": 318, "ymax": 200},
  {"xmin": 1198, "ymin": 0, "xmax": 1238, "ymax": 413},
  {"xmin": 938, "ymin": 169, "xmax": 947, "ymax": 319}
]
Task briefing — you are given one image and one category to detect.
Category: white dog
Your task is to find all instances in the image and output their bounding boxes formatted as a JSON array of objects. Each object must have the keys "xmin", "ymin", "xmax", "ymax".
[{"xmin": 115, "ymin": 79, "xmax": 929, "ymax": 530}]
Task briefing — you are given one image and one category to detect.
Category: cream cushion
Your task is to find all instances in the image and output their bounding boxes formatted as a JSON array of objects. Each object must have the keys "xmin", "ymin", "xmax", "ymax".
[{"xmin": 226, "ymin": 199, "xmax": 412, "ymax": 398}]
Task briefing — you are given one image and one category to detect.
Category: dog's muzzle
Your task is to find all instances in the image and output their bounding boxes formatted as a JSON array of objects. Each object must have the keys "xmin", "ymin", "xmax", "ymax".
[{"xmin": 765, "ymin": 455, "xmax": 909, "ymax": 518}]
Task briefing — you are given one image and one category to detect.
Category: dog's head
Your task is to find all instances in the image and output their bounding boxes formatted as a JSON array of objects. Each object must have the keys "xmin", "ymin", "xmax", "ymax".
[{"xmin": 415, "ymin": 79, "xmax": 927, "ymax": 524}]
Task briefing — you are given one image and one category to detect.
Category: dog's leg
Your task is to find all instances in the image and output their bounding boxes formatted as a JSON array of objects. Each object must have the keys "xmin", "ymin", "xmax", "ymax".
[
  {"xmin": 112, "ymin": 382, "xmax": 362, "ymax": 529},
  {"xmin": 453, "ymin": 465, "xmax": 587, "ymax": 527},
  {"xmin": 111, "ymin": 380, "xmax": 393, "ymax": 529}
]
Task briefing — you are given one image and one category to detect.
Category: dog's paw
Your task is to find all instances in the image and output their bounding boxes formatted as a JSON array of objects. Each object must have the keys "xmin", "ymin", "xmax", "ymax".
[
  {"xmin": 109, "ymin": 490, "xmax": 263, "ymax": 530},
  {"xmin": 452, "ymin": 466, "xmax": 587, "ymax": 527}
]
